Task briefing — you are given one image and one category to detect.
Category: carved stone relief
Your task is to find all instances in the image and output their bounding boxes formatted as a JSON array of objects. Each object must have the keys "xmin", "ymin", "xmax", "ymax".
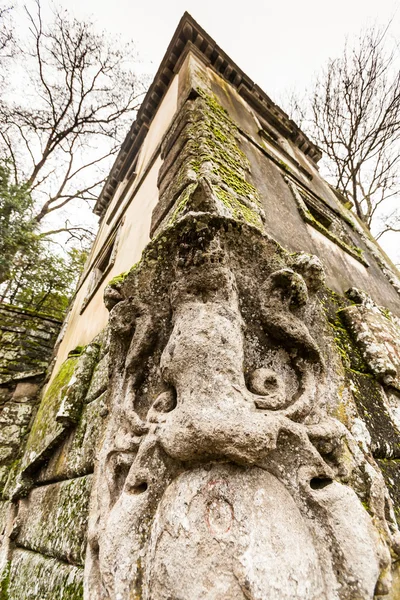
[
  {"xmin": 84, "ymin": 88, "xmax": 400, "ymax": 599},
  {"xmin": 85, "ymin": 216, "xmax": 399, "ymax": 600}
]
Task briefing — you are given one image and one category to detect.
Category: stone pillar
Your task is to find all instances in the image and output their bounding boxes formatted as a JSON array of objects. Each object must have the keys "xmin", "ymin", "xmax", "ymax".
[{"xmin": 83, "ymin": 89, "xmax": 400, "ymax": 599}]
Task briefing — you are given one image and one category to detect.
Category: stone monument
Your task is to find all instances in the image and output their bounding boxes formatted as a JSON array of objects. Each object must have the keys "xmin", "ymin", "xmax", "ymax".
[{"xmin": 1, "ymin": 12, "xmax": 400, "ymax": 600}]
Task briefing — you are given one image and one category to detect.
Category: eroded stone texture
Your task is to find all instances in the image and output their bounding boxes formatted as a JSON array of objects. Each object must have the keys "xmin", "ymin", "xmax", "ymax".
[
  {"xmin": 38, "ymin": 394, "xmax": 107, "ymax": 482},
  {"xmin": 16, "ymin": 475, "xmax": 92, "ymax": 565},
  {"xmin": 4, "ymin": 63, "xmax": 400, "ymax": 600},
  {"xmin": 341, "ymin": 290, "xmax": 400, "ymax": 390},
  {"xmin": 85, "ymin": 171, "xmax": 400, "ymax": 600},
  {"xmin": 0, "ymin": 303, "xmax": 61, "ymax": 385},
  {"xmin": 20, "ymin": 343, "xmax": 99, "ymax": 483},
  {"xmin": 86, "ymin": 353, "xmax": 109, "ymax": 403},
  {"xmin": 7, "ymin": 549, "xmax": 83, "ymax": 600},
  {"xmin": 0, "ymin": 377, "xmax": 41, "ymax": 498},
  {"xmin": 79, "ymin": 87, "xmax": 400, "ymax": 600}
]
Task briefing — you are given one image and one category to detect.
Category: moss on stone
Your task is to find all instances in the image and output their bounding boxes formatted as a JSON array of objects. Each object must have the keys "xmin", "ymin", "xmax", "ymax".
[
  {"xmin": 321, "ymin": 288, "xmax": 368, "ymax": 374},
  {"xmin": 168, "ymin": 182, "xmax": 199, "ymax": 226},
  {"xmin": 7, "ymin": 550, "xmax": 83, "ymax": 600},
  {"xmin": 0, "ymin": 560, "xmax": 10, "ymax": 600},
  {"xmin": 376, "ymin": 459, "xmax": 400, "ymax": 526},
  {"xmin": 68, "ymin": 346, "xmax": 85, "ymax": 358},
  {"xmin": 215, "ymin": 186, "xmax": 263, "ymax": 229},
  {"xmin": 108, "ymin": 262, "xmax": 141, "ymax": 290},
  {"xmin": 21, "ymin": 356, "xmax": 79, "ymax": 475}
]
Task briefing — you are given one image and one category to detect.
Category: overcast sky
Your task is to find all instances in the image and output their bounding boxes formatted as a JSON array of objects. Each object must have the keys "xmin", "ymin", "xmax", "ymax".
[
  {"xmin": 65, "ymin": 0, "xmax": 400, "ymax": 101},
  {"xmin": 39, "ymin": 0, "xmax": 400, "ymax": 262}
]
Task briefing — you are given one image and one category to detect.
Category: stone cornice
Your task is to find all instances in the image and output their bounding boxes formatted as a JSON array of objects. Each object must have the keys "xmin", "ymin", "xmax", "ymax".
[{"xmin": 94, "ymin": 12, "xmax": 322, "ymax": 218}]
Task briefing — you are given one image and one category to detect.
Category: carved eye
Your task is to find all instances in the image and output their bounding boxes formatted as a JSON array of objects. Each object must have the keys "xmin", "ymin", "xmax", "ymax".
[
  {"xmin": 130, "ymin": 481, "xmax": 148, "ymax": 494},
  {"xmin": 248, "ymin": 368, "xmax": 281, "ymax": 396},
  {"xmin": 248, "ymin": 368, "xmax": 287, "ymax": 410}
]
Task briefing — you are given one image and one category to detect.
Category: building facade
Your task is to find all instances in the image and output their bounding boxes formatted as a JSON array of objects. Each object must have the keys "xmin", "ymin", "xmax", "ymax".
[{"xmin": 1, "ymin": 12, "xmax": 400, "ymax": 599}]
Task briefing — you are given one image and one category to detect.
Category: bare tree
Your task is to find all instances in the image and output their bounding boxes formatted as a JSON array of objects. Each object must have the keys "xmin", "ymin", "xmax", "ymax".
[
  {"xmin": 0, "ymin": 3, "xmax": 14, "ymax": 57},
  {"xmin": 0, "ymin": 0, "xmax": 146, "ymax": 245},
  {"xmin": 292, "ymin": 25, "xmax": 400, "ymax": 240}
]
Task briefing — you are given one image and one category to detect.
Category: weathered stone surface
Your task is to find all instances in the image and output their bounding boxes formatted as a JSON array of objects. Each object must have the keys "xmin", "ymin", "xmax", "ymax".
[
  {"xmin": 38, "ymin": 394, "xmax": 107, "ymax": 482},
  {"xmin": 0, "ymin": 501, "xmax": 16, "ymax": 594},
  {"xmin": 56, "ymin": 343, "xmax": 100, "ymax": 424},
  {"xmin": 20, "ymin": 344, "xmax": 99, "ymax": 479},
  {"xmin": 0, "ymin": 401, "xmax": 33, "ymax": 428},
  {"xmin": 85, "ymin": 353, "xmax": 109, "ymax": 403},
  {"xmin": 92, "ymin": 327, "xmax": 110, "ymax": 361},
  {"xmin": 12, "ymin": 381, "xmax": 40, "ymax": 402},
  {"xmin": 0, "ymin": 303, "xmax": 61, "ymax": 385},
  {"xmin": 86, "ymin": 196, "xmax": 398, "ymax": 598},
  {"xmin": 5, "ymin": 23, "xmax": 400, "ymax": 599},
  {"xmin": 376, "ymin": 459, "xmax": 400, "ymax": 526},
  {"xmin": 7, "ymin": 549, "xmax": 83, "ymax": 600},
  {"xmin": 146, "ymin": 465, "xmax": 381, "ymax": 600},
  {"xmin": 341, "ymin": 297, "xmax": 400, "ymax": 391},
  {"xmin": 17, "ymin": 475, "xmax": 92, "ymax": 565},
  {"xmin": 151, "ymin": 91, "xmax": 265, "ymax": 237},
  {"xmin": 349, "ymin": 371, "xmax": 400, "ymax": 458},
  {"xmin": 19, "ymin": 356, "xmax": 78, "ymax": 479}
]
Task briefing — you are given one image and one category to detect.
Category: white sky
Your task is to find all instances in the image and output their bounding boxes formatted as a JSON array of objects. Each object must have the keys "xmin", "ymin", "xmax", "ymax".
[{"xmin": 46, "ymin": 0, "xmax": 400, "ymax": 262}]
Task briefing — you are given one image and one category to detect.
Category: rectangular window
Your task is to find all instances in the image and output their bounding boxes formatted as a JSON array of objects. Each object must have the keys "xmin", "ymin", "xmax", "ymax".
[
  {"xmin": 285, "ymin": 176, "xmax": 369, "ymax": 267},
  {"xmin": 80, "ymin": 224, "xmax": 122, "ymax": 313}
]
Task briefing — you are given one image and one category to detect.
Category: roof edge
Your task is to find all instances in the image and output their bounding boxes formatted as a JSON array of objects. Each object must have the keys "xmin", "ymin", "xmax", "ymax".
[{"xmin": 94, "ymin": 12, "xmax": 321, "ymax": 218}]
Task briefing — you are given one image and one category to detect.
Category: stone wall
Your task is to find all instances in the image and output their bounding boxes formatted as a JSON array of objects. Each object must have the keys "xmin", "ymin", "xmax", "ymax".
[
  {"xmin": 0, "ymin": 304, "xmax": 63, "ymax": 598},
  {"xmin": 0, "ymin": 329, "xmax": 109, "ymax": 599},
  {"xmin": 0, "ymin": 303, "xmax": 61, "ymax": 385}
]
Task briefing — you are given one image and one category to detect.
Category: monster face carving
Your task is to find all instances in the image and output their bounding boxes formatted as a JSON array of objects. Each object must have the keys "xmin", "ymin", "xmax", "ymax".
[{"xmin": 85, "ymin": 219, "xmax": 397, "ymax": 599}]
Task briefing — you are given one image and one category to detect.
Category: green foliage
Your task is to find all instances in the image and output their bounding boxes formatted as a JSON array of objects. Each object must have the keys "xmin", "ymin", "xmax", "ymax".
[
  {"xmin": 2, "ymin": 246, "xmax": 87, "ymax": 320},
  {"xmin": 0, "ymin": 162, "xmax": 36, "ymax": 283},
  {"xmin": 0, "ymin": 162, "xmax": 88, "ymax": 319}
]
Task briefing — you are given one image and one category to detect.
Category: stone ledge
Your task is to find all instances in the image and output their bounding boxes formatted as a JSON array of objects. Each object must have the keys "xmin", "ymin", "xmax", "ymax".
[
  {"xmin": 6, "ymin": 549, "xmax": 83, "ymax": 600},
  {"xmin": 17, "ymin": 475, "xmax": 92, "ymax": 566}
]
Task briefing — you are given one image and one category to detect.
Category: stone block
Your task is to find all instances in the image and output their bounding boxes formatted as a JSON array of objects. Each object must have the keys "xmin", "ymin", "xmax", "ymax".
[
  {"xmin": 6, "ymin": 549, "xmax": 83, "ymax": 600},
  {"xmin": 12, "ymin": 381, "xmax": 39, "ymax": 402},
  {"xmin": 0, "ymin": 466, "xmax": 9, "ymax": 492},
  {"xmin": 376, "ymin": 459, "xmax": 400, "ymax": 526},
  {"xmin": 0, "ymin": 500, "xmax": 9, "ymax": 537},
  {"xmin": 91, "ymin": 326, "xmax": 110, "ymax": 360},
  {"xmin": 21, "ymin": 344, "xmax": 99, "ymax": 476},
  {"xmin": 0, "ymin": 424, "xmax": 21, "ymax": 446},
  {"xmin": 17, "ymin": 475, "xmax": 92, "ymax": 566},
  {"xmin": 0, "ymin": 446, "xmax": 14, "ymax": 463},
  {"xmin": 38, "ymin": 394, "xmax": 106, "ymax": 482},
  {"xmin": 86, "ymin": 353, "xmax": 109, "ymax": 403},
  {"xmin": 349, "ymin": 371, "xmax": 400, "ymax": 458},
  {"xmin": 342, "ymin": 303, "xmax": 400, "ymax": 391},
  {"xmin": 0, "ymin": 401, "xmax": 33, "ymax": 427},
  {"xmin": 20, "ymin": 356, "xmax": 79, "ymax": 474}
]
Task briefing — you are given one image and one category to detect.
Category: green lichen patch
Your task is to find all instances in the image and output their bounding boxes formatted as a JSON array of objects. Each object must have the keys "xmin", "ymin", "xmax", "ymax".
[
  {"xmin": 376, "ymin": 459, "xmax": 400, "ymax": 526},
  {"xmin": 160, "ymin": 89, "xmax": 263, "ymax": 233},
  {"xmin": 17, "ymin": 475, "xmax": 92, "ymax": 566},
  {"xmin": 21, "ymin": 356, "xmax": 79, "ymax": 472},
  {"xmin": 7, "ymin": 549, "xmax": 83, "ymax": 600},
  {"xmin": 20, "ymin": 342, "xmax": 100, "ymax": 480},
  {"xmin": 0, "ymin": 560, "xmax": 10, "ymax": 600},
  {"xmin": 68, "ymin": 346, "xmax": 85, "ymax": 358},
  {"xmin": 108, "ymin": 261, "xmax": 141, "ymax": 290},
  {"xmin": 168, "ymin": 182, "xmax": 199, "ymax": 226},
  {"xmin": 320, "ymin": 288, "xmax": 368, "ymax": 374},
  {"xmin": 215, "ymin": 186, "xmax": 263, "ymax": 229},
  {"xmin": 349, "ymin": 371, "xmax": 400, "ymax": 459},
  {"xmin": 38, "ymin": 393, "xmax": 106, "ymax": 483}
]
